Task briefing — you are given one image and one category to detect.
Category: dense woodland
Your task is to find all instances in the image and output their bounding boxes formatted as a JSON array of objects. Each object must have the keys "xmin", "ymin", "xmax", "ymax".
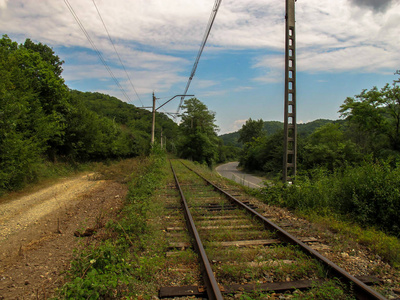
[
  {"xmin": 0, "ymin": 35, "xmax": 235, "ymax": 193},
  {"xmin": 0, "ymin": 35, "xmax": 181, "ymax": 192}
]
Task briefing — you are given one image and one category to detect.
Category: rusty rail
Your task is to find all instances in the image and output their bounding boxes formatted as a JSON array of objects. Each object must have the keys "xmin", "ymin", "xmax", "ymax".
[
  {"xmin": 170, "ymin": 161, "xmax": 223, "ymax": 300},
  {"xmin": 180, "ymin": 161, "xmax": 386, "ymax": 300}
]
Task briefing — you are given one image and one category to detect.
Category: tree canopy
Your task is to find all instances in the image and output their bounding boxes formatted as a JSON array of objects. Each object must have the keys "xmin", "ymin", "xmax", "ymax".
[
  {"xmin": 178, "ymin": 98, "xmax": 219, "ymax": 166},
  {"xmin": 339, "ymin": 78, "xmax": 400, "ymax": 155},
  {"xmin": 238, "ymin": 118, "xmax": 265, "ymax": 144},
  {"xmin": 0, "ymin": 35, "xmax": 180, "ymax": 193}
]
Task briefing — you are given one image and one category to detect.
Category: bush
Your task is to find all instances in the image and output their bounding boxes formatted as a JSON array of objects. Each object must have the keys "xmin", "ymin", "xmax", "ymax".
[{"xmin": 259, "ymin": 160, "xmax": 400, "ymax": 236}]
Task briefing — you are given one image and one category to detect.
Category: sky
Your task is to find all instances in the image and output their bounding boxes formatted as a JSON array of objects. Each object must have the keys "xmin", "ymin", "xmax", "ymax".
[{"xmin": 1, "ymin": 0, "xmax": 399, "ymax": 134}]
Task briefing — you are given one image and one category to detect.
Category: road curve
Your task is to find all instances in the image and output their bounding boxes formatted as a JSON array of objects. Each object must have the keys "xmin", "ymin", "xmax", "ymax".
[{"xmin": 215, "ymin": 162, "xmax": 265, "ymax": 188}]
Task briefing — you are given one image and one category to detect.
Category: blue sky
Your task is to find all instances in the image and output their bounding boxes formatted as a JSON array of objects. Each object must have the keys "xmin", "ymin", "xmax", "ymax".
[{"xmin": 1, "ymin": 0, "xmax": 399, "ymax": 134}]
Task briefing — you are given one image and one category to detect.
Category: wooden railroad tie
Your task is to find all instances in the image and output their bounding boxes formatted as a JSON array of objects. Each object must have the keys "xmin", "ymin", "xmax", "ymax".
[{"xmin": 159, "ymin": 276, "xmax": 383, "ymax": 298}]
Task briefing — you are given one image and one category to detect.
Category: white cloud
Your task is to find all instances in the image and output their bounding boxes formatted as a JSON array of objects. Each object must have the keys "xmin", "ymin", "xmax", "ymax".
[
  {"xmin": 234, "ymin": 86, "xmax": 254, "ymax": 92},
  {"xmin": 230, "ymin": 119, "xmax": 247, "ymax": 132},
  {"xmin": 1, "ymin": 0, "xmax": 399, "ymax": 104},
  {"xmin": 252, "ymin": 0, "xmax": 400, "ymax": 82},
  {"xmin": 0, "ymin": 0, "xmax": 8, "ymax": 10}
]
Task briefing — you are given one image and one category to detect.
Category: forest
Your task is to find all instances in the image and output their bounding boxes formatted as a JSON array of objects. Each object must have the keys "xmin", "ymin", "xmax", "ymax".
[
  {"xmin": 0, "ymin": 35, "xmax": 182, "ymax": 193},
  {"xmin": 0, "ymin": 35, "xmax": 235, "ymax": 194}
]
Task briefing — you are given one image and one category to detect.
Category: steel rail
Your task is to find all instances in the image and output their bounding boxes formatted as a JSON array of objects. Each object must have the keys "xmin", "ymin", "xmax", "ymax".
[
  {"xmin": 169, "ymin": 161, "xmax": 223, "ymax": 300},
  {"xmin": 180, "ymin": 161, "xmax": 386, "ymax": 300}
]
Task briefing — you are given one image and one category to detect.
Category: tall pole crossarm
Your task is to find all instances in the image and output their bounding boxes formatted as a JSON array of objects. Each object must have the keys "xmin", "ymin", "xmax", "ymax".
[
  {"xmin": 156, "ymin": 95, "xmax": 194, "ymax": 111},
  {"xmin": 283, "ymin": 0, "xmax": 297, "ymax": 183}
]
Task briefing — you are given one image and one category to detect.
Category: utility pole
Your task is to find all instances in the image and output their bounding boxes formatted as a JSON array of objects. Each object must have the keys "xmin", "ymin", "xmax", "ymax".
[
  {"xmin": 160, "ymin": 128, "xmax": 163, "ymax": 148},
  {"xmin": 149, "ymin": 93, "xmax": 194, "ymax": 146},
  {"xmin": 283, "ymin": 0, "xmax": 297, "ymax": 183},
  {"xmin": 151, "ymin": 92, "xmax": 156, "ymax": 145}
]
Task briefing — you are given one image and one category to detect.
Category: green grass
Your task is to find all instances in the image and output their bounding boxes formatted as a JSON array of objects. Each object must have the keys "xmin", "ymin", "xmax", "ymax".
[
  {"xmin": 302, "ymin": 211, "xmax": 400, "ymax": 269},
  {"xmin": 57, "ymin": 151, "xmax": 170, "ymax": 299},
  {"xmin": 252, "ymin": 161, "xmax": 400, "ymax": 269}
]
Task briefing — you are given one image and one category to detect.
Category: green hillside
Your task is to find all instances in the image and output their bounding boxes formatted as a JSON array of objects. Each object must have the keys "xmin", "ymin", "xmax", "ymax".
[{"xmin": 220, "ymin": 119, "xmax": 336, "ymax": 147}]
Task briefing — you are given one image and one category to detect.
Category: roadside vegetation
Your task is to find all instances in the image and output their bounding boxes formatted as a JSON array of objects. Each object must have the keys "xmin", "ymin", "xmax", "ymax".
[
  {"xmin": 231, "ymin": 72, "xmax": 400, "ymax": 268},
  {"xmin": 0, "ymin": 35, "xmax": 179, "ymax": 195},
  {"xmin": 59, "ymin": 149, "xmax": 169, "ymax": 298},
  {"xmin": 0, "ymin": 35, "xmax": 238, "ymax": 195}
]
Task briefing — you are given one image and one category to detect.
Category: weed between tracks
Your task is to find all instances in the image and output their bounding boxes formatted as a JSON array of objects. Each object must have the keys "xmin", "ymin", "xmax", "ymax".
[{"xmin": 176, "ymin": 160, "xmax": 361, "ymax": 299}]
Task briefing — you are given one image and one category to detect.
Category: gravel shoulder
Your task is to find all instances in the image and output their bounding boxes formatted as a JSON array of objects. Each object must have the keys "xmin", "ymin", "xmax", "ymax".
[{"xmin": 0, "ymin": 173, "xmax": 128, "ymax": 299}]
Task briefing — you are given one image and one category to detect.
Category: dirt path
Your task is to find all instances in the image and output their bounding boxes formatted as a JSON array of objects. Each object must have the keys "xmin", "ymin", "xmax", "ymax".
[{"xmin": 0, "ymin": 173, "xmax": 128, "ymax": 299}]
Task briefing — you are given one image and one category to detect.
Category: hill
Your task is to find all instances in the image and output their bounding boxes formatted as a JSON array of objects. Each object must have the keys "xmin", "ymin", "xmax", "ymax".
[{"xmin": 220, "ymin": 119, "xmax": 337, "ymax": 147}]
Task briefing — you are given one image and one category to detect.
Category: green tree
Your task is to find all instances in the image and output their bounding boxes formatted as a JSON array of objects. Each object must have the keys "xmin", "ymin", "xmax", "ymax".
[
  {"xmin": 339, "ymin": 75, "xmax": 400, "ymax": 156},
  {"xmin": 238, "ymin": 118, "xmax": 264, "ymax": 144},
  {"xmin": 300, "ymin": 123, "xmax": 361, "ymax": 171},
  {"xmin": 23, "ymin": 38, "xmax": 64, "ymax": 76},
  {"xmin": 178, "ymin": 98, "xmax": 219, "ymax": 166},
  {"xmin": 0, "ymin": 35, "xmax": 61, "ymax": 189}
]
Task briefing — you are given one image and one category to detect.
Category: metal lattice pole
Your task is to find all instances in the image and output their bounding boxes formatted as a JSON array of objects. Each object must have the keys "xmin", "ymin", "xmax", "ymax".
[{"xmin": 283, "ymin": 0, "xmax": 297, "ymax": 183}]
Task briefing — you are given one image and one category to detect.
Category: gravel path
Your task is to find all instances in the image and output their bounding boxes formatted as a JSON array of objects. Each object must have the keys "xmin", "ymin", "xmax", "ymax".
[
  {"xmin": 0, "ymin": 173, "xmax": 127, "ymax": 299},
  {"xmin": 0, "ymin": 174, "xmax": 100, "ymax": 245}
]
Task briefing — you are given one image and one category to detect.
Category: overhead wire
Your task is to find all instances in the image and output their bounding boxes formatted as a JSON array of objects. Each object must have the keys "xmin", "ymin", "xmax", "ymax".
[
  {"xmin": 63, "ymin": 0, "xmax": 131, "ymax": 103},
  {"xmin": 176, "ymin": 0, "xmax": 223, "ymax": 114},
  {"xmin": 92, "ymin": 0, "xmax": 144, "ymax": 107}
]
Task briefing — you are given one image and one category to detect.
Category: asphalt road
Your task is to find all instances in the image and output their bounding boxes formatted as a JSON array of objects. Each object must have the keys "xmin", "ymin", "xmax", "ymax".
[{"xmin": 215, "ymin": 161, "xmax": 265, "ymax": 188}]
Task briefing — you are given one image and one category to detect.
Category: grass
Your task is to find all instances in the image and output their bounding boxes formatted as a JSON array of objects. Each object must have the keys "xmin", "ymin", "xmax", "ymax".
[
  {"xmin": 57, "ymin": 151, "xmax": 172, "ymax": 299},
  {"xmin": 302, "ymin": 211, "xmax": 400, "ymax": 269},
  {"xmin": 250, "ymin": 163, "xmax": 400, "ymax": 269}
]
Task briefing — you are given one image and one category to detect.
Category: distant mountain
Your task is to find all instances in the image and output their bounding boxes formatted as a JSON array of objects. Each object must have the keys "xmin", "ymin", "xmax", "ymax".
[
  {"xmin": 219, "ymin": 131, "xmax": 241, "ymax": 147},
  {"xmin": 298, "ymin": 119, "xmax": 340, "ymax": 137},
  {"xmin": 219, "ymin": 119, "xmax": 338, "ymax": 146}
]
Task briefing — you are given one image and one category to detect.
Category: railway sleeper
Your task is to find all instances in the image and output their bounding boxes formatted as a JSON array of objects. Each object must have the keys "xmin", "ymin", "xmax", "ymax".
[
  {"xmin": 159, "ymin": 276, "xmax": 382, "ymax": 298},
  {"xmin": 168, "ymin": 237, "xmax": 320, "ymax": 250},
  {"xmin": 171, "ymin": 161, "xmax": 388, "ymax": 300}
]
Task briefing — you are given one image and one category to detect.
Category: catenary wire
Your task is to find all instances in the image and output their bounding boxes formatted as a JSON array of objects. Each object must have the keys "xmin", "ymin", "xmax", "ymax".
[
  {"xmin": 92, "ymin": 0, "xmax": 144, "ymax": 107},
  {"xmin": 176, "ymin": 0, "xmax": 222, "ymax": 114},
  {"xmin": 63, "ymin": 0, "xmax": 131, "ymax": 103}
]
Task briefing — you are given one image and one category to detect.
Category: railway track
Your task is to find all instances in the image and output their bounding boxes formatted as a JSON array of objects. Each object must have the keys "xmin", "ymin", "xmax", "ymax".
[{"xmin": 159, "ymin": 160, "xmax": 387, "ymax": 299}]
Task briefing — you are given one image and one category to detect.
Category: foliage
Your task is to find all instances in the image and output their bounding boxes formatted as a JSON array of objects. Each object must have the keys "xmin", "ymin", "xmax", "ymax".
[
  {"xmin": 259, "ymin": 160, "xmax": 400, "ymax": 236},
  {"xmin": 59, "ymin": 152, "xmax": 168, "ymax": 298},
  {"xmin": 216, "ymin": 139, "xmax": 240, "ymax": 163},
  {"xmin": 0, "ymin": 35, "xmax": 69, "ymax": 189},
  {"xmin": 239, "ymin": 129, "xmax": 284, "ymax": 176},
  {"xmin": 0, "ymin": 35, "xmax": 179, "ymax": 193},
  {"xmin": 339, "ymin": 78, "xmax": 400, "ymax": 155},
  {"xmin": 298, "ymin": 119, "xmax": 338, "ymax": 137},
  {"xmin": 70, "ymin": 90, "xmax": 180, "ymax": 155},
  {"xmin": 304, "ymin": 213, "xmax": 400, "ymax": 268},
  {"xmin": 219, "ymin": 131, "xmax": 241, "ymax": 148},
  {"xmin": 178, "ymin": 98, "xmax": 219, "ymax": 166},
  {"xmin": 220, "ymin": 119, "xmax": 335, "ymax": 148},
  {"xmin": 299, "ymin": 123, "xmax": 362, "ymax": 171},
  {"xmin": 238, "ymin": 118, "xmax": 265, "ymax": 144},
  {"xmin": 292, "ymin": 279, "xmax": 355, "ymax": 300}
]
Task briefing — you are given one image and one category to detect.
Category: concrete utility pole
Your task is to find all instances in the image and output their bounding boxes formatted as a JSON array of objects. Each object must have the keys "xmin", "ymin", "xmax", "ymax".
[
  {"xmin": 150, "ymin": 93, "xmax": 194, "ymax": 146},
  {"xmin": 151, "ymin": 92, "xmax": 156, "ymax": 145},
  {"xmin": 283, "ymin": 0, "xmax": 297, "ymax": 183},
  {"xmin": 160, "ymin": 127, "xmax": 163, "ymax": 148}
]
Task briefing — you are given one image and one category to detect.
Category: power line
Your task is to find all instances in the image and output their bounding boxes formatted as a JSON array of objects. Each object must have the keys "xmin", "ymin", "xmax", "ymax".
[
  {"xmin": 176, "ymin": 0, "xmax": 223, "ymax": 114},
  {"xmin": 63, "ymin": 0, "xmax": 131, "ymax": 103},
  {"xmin": 92, "ymin": 0, "xmax": 144, "ymax": 107}
]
